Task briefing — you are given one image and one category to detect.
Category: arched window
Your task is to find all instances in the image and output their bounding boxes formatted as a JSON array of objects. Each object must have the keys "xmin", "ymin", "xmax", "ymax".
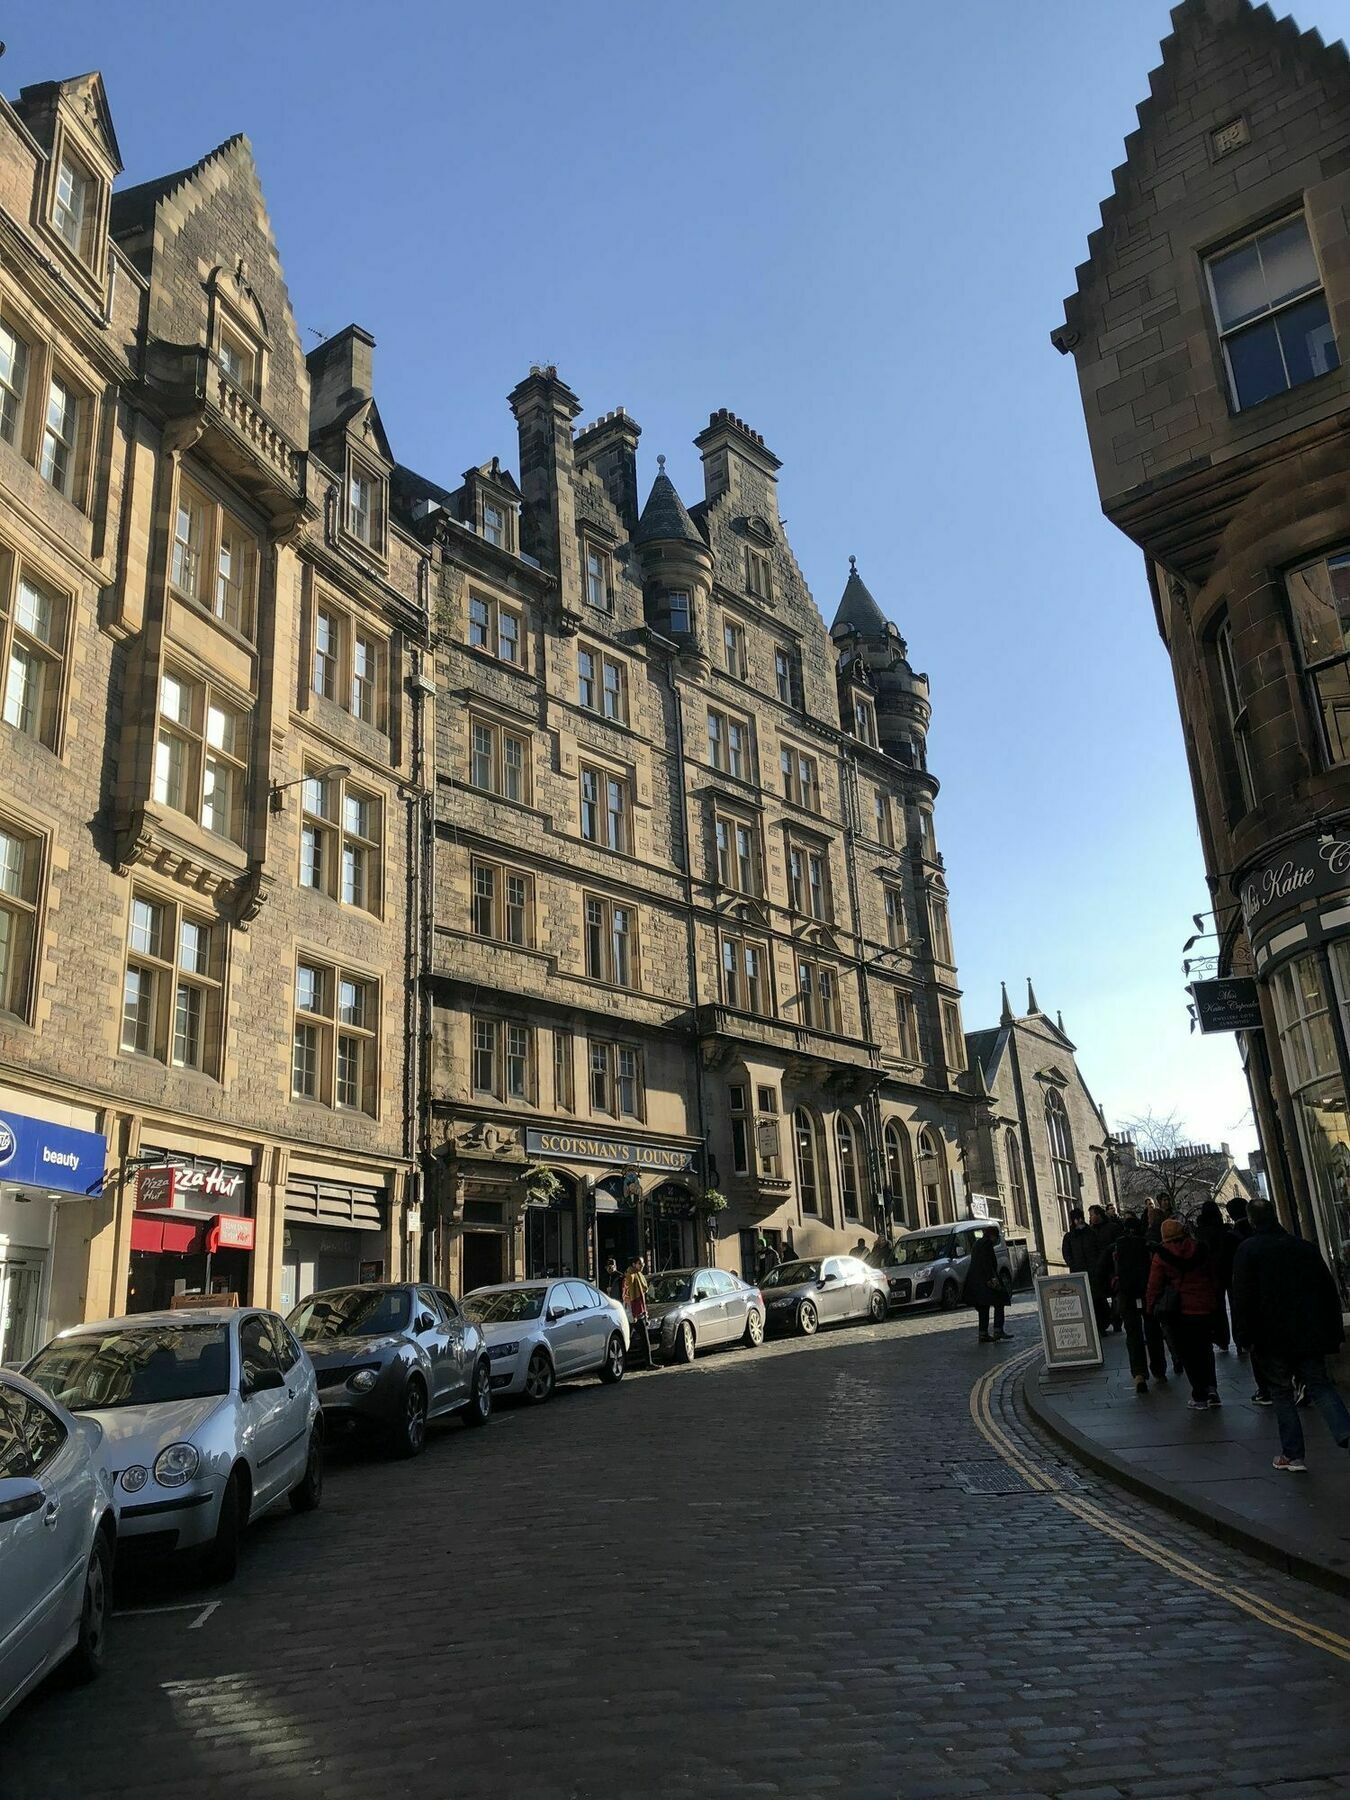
[
  {"xmin": 885, "ymin": 1122, "xmax": 915, "ymax": 1230},
  {"xmin": 1004, "ymin": 1130, "xmax": 1028, "ymax": 1229},
  {"xmin": 794, "ymin": 1108, "xmax": 821, "ymax": 1217},
  {"xmin": 1095, "ymin": 1154, "xmax": 1111, "ymax": 1212},
  {"xmin": 836, "ymin": 1115, "xmax": 861, "ymax": 1222},
  {"xmin": 917, "ymin": 1126, "xmax": 946, "ymax": 1226},
  {"xmin": 1045, "ymin": 1089, "xmax": 1077, "ymax": 1223}
]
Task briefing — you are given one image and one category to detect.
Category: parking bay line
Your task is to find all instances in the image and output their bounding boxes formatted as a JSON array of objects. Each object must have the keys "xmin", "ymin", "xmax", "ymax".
[{"xmin": 112, "ymin": 1600, "xmax": 221, "ymax": 1630}]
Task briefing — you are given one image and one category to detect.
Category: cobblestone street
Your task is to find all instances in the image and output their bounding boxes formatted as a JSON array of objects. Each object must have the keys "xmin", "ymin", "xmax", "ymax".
[{"xmin": 7, "ymin": 1303, "xmax": 1350, "ymax": 1800}]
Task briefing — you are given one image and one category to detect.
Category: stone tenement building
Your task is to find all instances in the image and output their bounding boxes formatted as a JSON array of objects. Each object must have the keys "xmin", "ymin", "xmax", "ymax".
[
  {"xmin": 0, "ymin": 63, "xmax": 1124, "ymax": 1350},
  {"xmin": 396, "ymin": 371, "xmax": 989, "ymax": 1292},
  {"xmin": 1055, "ymin": 0, "xmax": 1350, "ymax": 1283},
  {"xmin": 0, "ymin": 73, "xmax": 429, "ymax": 1361}
]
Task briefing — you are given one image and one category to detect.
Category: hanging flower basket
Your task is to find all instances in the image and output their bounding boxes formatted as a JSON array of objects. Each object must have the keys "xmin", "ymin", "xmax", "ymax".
[
  {"xmin": 521, "ymin": 1163, "xmax": 563, "ymax": 1206},
  {"xmin": 695, "ymin": 1189, "xmax": 729, "ymax": 1219}
]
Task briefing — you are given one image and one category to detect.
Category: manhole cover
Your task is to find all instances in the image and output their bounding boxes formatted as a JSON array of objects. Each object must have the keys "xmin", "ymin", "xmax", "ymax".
[{"xmin": 948, "ymin": 1460, "xmax": 1036, "ymax": 1496}]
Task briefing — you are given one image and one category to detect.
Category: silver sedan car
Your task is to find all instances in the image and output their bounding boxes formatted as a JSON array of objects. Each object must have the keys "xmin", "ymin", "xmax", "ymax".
[
  {"xmin": 1, "ymin": 1369, "xmax": 116, "ymax": 1723},
  {"xmin": 760, "ymin": 1256, "xmax": 890, "ymax": 1336},
  {"xmin": 645, "ymin": 1267, "xmax": 765, "ymax": 1363},
  {"xmin": 461, "ymin": 1280, "xmax": 628, "ymax": 1403},
  {"xmin": 24, "ymin": 1308, "xmax": 322, "ymax": 1583}
]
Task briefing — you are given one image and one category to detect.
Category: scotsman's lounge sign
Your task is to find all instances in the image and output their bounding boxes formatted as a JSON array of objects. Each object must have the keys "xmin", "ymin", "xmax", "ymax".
[
  {"xmin": 524, "ymin": 1129, "xmax": 698, "ymax": 1173},
  {"xmin": 1239, "ymin": 832, "xmax": 1350, "ymax": 937}
]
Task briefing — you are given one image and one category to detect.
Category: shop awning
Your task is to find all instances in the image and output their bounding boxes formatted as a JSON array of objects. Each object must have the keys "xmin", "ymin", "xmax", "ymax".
[{"xmin": 131, "ymin": 1212, "xmax": 207, "ymax": 1255}]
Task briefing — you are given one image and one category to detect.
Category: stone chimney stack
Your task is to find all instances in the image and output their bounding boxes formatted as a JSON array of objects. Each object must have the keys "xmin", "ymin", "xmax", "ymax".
[
  {"xmin": 508, "ymin": 364, "xmax": 583, "ymax": 610},
  {"xmin": 693, "ymin": 407, "xmax": 782, "ymax": 511},
  {"xmin": 575, "ymin": 408, "xmax": 642, "ymax": 532},
  {"xmin": 306, "ymin": 324, "xmax": 375, "ymax": 435}
]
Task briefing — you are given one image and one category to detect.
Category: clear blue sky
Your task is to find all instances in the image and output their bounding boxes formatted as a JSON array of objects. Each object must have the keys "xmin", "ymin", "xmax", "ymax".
[{"xmin": 14, "ymin": 0, "xmax": 1281, "ymax": 1154}]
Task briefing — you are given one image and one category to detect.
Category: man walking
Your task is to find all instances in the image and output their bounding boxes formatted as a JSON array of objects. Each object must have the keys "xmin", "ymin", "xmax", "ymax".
[
  {"xmin": 1114, "ymin": 1214, "xmax": 1166, "ymax": 1393},
  {"xmin": 964, "ymin": 1227, "xmax": 1012, "ymax": 1344},
  {"xmin": 1231, "ymin": 1200, "xmax": 1350, "ymax": 1472}
]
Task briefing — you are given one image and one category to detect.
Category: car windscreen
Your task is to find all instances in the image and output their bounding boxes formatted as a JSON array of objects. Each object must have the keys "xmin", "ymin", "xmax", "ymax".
[
  {"xmin": 26, "ymin": 1324, "xmax": 231, "ymax": 1412},
  {"xmin": 649, "ymin": 1273, "xmax": 693, "ymax": 1302},
  {"xmin": 761, "ymin": 1261, "xmax": 819, "ymax": 1288},
  {"xmin": 889, "ymin": 1236, "xmax": 952, "ymax": 1265},
  {"xmin": 461, "ymin": 1289, "xmax": 547, "ymax": 1324},
  {"xmin": 289, "ymin": 1288, "xmax": 412, "ymax": 1340}
]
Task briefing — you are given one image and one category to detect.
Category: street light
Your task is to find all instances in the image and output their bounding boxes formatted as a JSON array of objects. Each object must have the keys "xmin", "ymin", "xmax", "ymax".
[{"xmin": 268, "ymin": 762, "xmax": 351, "ymax": 812}]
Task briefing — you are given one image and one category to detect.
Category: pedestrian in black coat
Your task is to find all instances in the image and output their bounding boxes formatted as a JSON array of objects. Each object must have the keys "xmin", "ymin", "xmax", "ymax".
[
  {"xmin": 1231, "ymin": 1201, "xmax": 1350, "ymax": 1471},
  {"xmin": 964, "ymin": 1229, "xmax": 1012, "ymax": 1344},
  {"xmin": 1195, "ymin": 1197, "xmax": 1238, "ymax": 1351},
  {"xmin": 1114, "ymin": 1214, "xmax": 1167, "ymax": 1392}
]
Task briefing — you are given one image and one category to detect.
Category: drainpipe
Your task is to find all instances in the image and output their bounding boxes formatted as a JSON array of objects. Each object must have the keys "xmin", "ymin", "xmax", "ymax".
[
  {"xmin": 1006, "ymin": 1024, "xmax": 1049, "ymax": 1272},
  {"xmin": 663, "ymin": 656, "xmax": 710, "ymax": 1236},
  {"xmin": 839, "ymin": 743, "xmax": 886, "ymax": 1232}
]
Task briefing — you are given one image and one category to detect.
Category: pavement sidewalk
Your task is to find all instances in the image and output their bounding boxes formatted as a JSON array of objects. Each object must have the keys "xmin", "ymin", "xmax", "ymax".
[{"xmin": 1022, "ymin": 1326, "xmax": 1350, "ymax": 1595}]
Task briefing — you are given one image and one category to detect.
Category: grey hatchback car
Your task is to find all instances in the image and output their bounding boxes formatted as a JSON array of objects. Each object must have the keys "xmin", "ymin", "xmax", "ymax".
[
  {"xmin": 761, "ymin": 1256, "xmax": 889, "ymax": 1336},
  {"xmin": 645, "ymin": 1267, "xmax": 765, "ymax": 1364},
  {"xmin": 288, "ymin": 1284, "xmax": 491, "ymax": 1458},
  {"xmin": 881, "ymin": 1221, "xmax": 1013, "ymax": 1312}
]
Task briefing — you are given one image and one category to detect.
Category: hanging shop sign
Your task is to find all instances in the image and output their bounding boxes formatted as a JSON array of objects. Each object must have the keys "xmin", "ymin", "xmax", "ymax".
[
  {"xmin": 137, "ymin": 1155, "xmax": 250, "ymax": 1211},
  {"xmin": 1238, "ymin": 832, "xmax": 1350, "ymax": 938},
  {"xmin": 1033, "ymin": 1272, "xmax": 1103, "ymax": 1372},
  {"xmin": 206, "ymin": 1214, "xmax": 255, "ymax": 1254},
  {"xmin": 525, "ymin": 1129, "xmax": 698, "ymax": 1173},
  {"xmin": 0, "ymin": 1112, "xmax": 106, "ymax": 1195},
  {"xmin": 1190, "ymin": 976, "xmax": 1263, "ymax": 1034}
]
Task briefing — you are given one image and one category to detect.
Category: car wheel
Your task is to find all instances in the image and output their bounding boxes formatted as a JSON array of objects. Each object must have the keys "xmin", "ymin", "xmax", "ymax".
[
  {"xmin": 743, "ymin": 1309, "xmax": 764, "ymax": 1347},
  {"xmin": 68, "ymin": 1529, "xmax": 111, "ymax": 1683},
  {"xmin": 868, "ymin": 1290, "xmax": 887, "ymax": 1324},
  {"xmin": 204, "ymin": 1469, "xmax": 245, "ymax": 1585},
  {"xmin": 464, "ymin": 1358, "xmax": 492, "ymax": 1425},
  {"xmin": 798, "ymin": 1300, "xmax": 818, "ymax": 1337},
  {"xmin": 523, "ymin": 1349, "xmax": 555, "ymax": 1404},
  {"xmin": 599, "ymin": 1331, "xmax": 626, "ymax": 1384},
  {"xmin": 393, "ymin": 1377, "xmax": 428, "ymax": 1458},
  {"xmin": 940, "ymin": 1280, "xmax": 959, "ymax": 1311},
  {"xmin": 289, "ymin": 1425, "xmax": 324, "ymax": 1512},
  {"xmin": 671, "ymin": 1320, "xmax": 696, "ymax": 1364}
]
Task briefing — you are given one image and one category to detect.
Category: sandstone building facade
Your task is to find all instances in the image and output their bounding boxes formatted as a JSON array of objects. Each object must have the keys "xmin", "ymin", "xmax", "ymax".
[
  {"xmin": 397, "ymin": 372, "xmax": 988, "ymax": 1291},
  {"xmin": 1056, "ymin": 0, "xmax": 1350, "ymax": 1286},
  {"xmin": 0, "ymin": 75, "xmax": 428, "ymax": 1360}
]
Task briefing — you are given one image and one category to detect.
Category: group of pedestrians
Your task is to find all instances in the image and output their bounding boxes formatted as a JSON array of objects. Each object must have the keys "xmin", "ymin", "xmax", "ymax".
[{"xmin": 1103, "ymin": 1193, "xmax": 1350, "ymax": 1473}]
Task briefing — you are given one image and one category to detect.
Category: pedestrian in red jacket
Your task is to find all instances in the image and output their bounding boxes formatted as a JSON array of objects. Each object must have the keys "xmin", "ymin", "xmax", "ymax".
[{"xmin": 1146, "ymin": 1218, "xmax": 1220, "ymax": 1409}]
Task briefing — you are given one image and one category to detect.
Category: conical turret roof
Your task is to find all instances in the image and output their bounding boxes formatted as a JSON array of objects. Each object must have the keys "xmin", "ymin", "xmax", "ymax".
[
  {"xmin": 831, "ymin": 556, "xmax": 888, "ymax": 638},
  {"xmin": 635, "ymin": 457, "xmax": 703, "ymax": 546}
]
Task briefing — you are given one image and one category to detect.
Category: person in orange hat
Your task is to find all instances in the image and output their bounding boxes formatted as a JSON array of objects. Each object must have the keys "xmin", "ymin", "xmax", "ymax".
[{"xmin": 1147, "ymin": 1217, "xmax": 1220, "ymax": 1408}]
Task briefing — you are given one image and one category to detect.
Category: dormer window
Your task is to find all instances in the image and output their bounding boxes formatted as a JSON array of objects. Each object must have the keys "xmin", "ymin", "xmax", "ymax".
[
  {"xmin": 52, "ymin": 151, "xmax": 95, "ymax": 259},
  {"xmin": 345, "ymin": 459, "xmax": 385, "ymax": 554},
  {"xmin": 747, "ymin": 547, "xmax": 773, "ymax": 600},
  {"xmin": 483, "ymin": 501, "xmax": 504, "ymax": 547},
  {"xmin": 668, "ymin": 590, "xmax": 691, "ymax": 635},
  {"xmin": 1206, "ymin": 213, "xmax": 1338, "ymax": 411},
  {"xmin": 853, "ymin": 696, "xmax": 877, "ymax": 746},
  {"xmin": 585, "ymin": 543, "xmax": 612, "ymax": 611}
]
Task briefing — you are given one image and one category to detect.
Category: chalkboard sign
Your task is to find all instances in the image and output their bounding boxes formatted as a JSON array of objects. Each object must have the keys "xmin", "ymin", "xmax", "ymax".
[{"xmin": 1033, "ymin": 1272, "xmax": 1103, "ymax": 1370}]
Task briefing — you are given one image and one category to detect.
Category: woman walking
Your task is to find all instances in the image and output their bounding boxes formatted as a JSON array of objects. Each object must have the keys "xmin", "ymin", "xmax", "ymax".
[{"xmin": 1146, "ymin": 1218, "xmax": 1220, "ymax": 1408}]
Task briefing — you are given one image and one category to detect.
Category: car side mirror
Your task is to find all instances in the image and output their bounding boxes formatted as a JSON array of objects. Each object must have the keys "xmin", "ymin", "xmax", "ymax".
[
  {"xmin": 242, "ymin": 1367, "xmax": 285, "ymax": 1398},
  {"xmin": 0, "ymin": 1478, "xmax": 44, "ymax": 1524},
  {"xmin": 820, "ymin": 1271, "xmax": 838, "ymax": 1283},
  {"xmin": 416, "ymin": 1314, "xmax": 437, "ymax": 1333},
  {"xmin": 547, "ymin": 1306, "xmax": 567, "ymax": 1321}
]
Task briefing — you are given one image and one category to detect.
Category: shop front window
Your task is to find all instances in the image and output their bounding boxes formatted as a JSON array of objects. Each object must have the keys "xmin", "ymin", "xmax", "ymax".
[
  {"xmin": 1278, "ymin": 945, "xmax": 1350, "ymax": 1287},
  {"xmin": 525, "ymin": 1197, "xmax": 576, "ymax": 1279}
]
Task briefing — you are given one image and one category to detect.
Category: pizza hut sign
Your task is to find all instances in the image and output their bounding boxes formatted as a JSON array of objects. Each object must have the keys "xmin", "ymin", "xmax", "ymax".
[
  {"xmin": 1239, "ymin": 833, "xmax": 1350, "ymax": 938},
  {"xmin": 137, "ymin": 1161, "xmax": 247, "ymax": 1210}
]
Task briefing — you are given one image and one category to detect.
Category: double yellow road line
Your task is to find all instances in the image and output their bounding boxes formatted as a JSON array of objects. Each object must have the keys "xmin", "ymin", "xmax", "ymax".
[{"xmin": 969, "ymin": 1348, "xmax": 1350, "ymax": 1664}]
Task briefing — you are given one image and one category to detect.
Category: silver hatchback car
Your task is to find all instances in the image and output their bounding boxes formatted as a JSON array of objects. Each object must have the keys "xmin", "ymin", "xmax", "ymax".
[
  {"xmin": 645, "ymin": 1267, "xmax": 765, "ymax": 1363},
  {"xmin": 881, "ymin": 1222, "xmax": 1013, "ymax": 1312},
  {"xmin": 761, "ymin": 1256, "xmax": 889, "ymax": 1336},
  {"xmin": 24, "ymin": 1308, "xmax": 322, "ymax": 1583}
]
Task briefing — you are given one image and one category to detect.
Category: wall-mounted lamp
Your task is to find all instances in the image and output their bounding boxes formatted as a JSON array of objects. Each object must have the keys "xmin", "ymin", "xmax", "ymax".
[{"xmin": 268, "ymin": 762, "xmax": 351, "ymax": 813}]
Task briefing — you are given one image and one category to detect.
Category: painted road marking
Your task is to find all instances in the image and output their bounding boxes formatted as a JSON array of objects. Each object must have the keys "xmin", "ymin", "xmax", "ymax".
[
  {"xmin": 971, "ymin": 1349, "xmax": 1350, "ymax": 1666},
  {"xmin": 113, "ymin": 1600, "xmax": 221, "ymax": 1630}
]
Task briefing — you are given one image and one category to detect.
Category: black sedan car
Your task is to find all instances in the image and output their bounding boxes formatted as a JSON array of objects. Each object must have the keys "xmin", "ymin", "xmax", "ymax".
[{"xmin": 288, "ymin": 1283, "xmax": 492, "ymax": 1457}]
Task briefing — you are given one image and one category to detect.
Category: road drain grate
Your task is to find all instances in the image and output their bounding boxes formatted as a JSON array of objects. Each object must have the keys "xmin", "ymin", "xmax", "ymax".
[{"xmin": 948, "ymin": 1460, "xmax": 1040, "ymax": 1495}]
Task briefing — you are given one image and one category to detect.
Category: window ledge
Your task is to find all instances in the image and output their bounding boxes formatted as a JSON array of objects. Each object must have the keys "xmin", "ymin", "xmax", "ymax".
[{"xmin": 116, "ymin": 804, "xmax": 250, "ymax": 897}]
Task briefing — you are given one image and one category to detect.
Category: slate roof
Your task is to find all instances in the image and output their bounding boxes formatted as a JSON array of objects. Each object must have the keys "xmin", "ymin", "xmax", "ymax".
[
  {"xmin": 634, "ymin": 460, "xmax": 704, "ymax": 546},
  {"xmin": 964, "ymin": 1027, "xmax": 1005, "ymax": 1083},
  {"xmin": 830, "ymin": 556, "xmax": 888, "ymax": 637}
]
